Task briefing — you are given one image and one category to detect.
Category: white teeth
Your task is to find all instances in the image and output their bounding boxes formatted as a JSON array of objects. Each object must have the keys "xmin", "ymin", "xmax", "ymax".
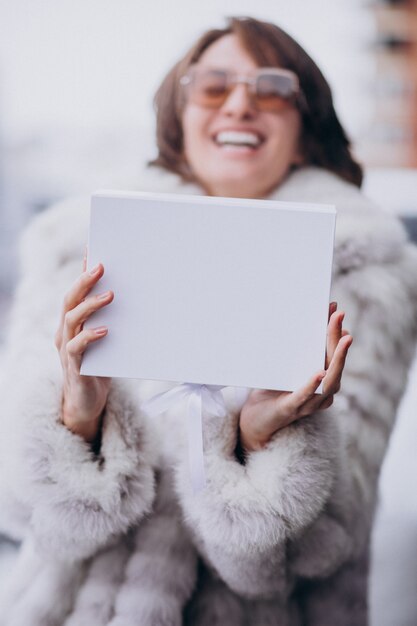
[{"xmin": 214, "ymin": 131, "xmax": 261, "ymax": 147}]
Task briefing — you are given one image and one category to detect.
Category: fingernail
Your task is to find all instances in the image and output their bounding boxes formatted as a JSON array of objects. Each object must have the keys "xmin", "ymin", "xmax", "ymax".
[
  {"xmin": 89, "ymin": 264, "xmax": 101, "ymax": 276},
  {"xmin": 97, "ymin": 291, "xmax": 111, "ymax": 300},
  {"xmin": 93, "ymin": 326, "xmax": 107, "ymax": 335}
]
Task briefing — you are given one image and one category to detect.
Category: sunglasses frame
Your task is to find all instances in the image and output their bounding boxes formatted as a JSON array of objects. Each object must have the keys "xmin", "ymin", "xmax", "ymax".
[{"xmin": 179, "ymin": 66, "xmax": 305, "ymax": 112}]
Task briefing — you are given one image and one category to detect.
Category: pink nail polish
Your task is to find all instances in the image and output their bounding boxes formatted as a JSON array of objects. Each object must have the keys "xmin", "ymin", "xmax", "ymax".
[
  {"xmin": 94, "ymin": 326, "xmax": 107, "ymax": 335},
  {"xmin": 89, "ymin": 264, "xmax": 101, "ymax": 276},
  {"xmin": 97, "ymin": 291, "xmax": 111, "ymax": 300}
]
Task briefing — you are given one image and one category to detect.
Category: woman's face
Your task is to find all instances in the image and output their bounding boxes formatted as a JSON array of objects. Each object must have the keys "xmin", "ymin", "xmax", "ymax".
[{"xmin": 181, "ymin": 34, "xmax": 304, "ymax": 198}]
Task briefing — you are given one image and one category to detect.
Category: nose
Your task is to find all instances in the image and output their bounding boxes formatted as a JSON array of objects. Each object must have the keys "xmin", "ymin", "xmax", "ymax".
[{"xmin": 220, "ymin": 83, "xmax": 256, "ymax": 119}]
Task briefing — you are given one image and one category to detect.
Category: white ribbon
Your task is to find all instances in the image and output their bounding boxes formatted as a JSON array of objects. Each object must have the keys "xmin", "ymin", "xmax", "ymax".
[{"xmin": 141, "ymin": 383, "xmax": 227, "ymax": 492}]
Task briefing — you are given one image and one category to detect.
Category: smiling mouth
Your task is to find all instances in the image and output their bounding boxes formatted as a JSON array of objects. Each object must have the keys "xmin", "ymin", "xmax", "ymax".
[{"xmin": 212, "ymin": 130, "xmax": 265, "ymax": 150}]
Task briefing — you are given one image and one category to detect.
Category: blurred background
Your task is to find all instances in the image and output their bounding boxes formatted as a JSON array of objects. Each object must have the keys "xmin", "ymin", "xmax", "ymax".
[
  {"xmin": 0, "ymin": 1, "xmax": 416, "ymax": 624},
  {"xmin": 0, "ymin": 0, "xmax": 417, "ymax": 306}
]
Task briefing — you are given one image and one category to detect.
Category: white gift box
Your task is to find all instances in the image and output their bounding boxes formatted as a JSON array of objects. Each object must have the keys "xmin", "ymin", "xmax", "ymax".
[{"xmin": 81, "ymin": 190, "xmax": 336, "ymax": 394}]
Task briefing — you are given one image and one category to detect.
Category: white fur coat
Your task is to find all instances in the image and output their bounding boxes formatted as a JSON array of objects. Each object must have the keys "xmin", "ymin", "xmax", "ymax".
[{"xmin": 0, "ymin": 165, "xmax": 416, "ymax": 626}]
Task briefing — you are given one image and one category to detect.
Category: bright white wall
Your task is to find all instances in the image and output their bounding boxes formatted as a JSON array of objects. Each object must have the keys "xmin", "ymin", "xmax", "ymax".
[{"xmin": 0, "ymin": 0, "xmax": 374, "ymax": 139}]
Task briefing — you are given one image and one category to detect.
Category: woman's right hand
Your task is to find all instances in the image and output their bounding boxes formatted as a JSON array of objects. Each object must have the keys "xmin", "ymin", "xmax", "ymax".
[{"xmin": 55, "ymin": 259, "xmax": 114, "ymax": 442}]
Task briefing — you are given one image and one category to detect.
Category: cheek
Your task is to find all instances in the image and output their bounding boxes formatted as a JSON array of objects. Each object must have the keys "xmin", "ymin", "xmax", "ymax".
[
  {"xmin": 267, "ymin": 113, "xmax": 303, "ymax": 159},
  {"xmin": 182, "ymin": 106, "xmax": 212, "ymax": 158},
  {"xmin": 181, "ymin": 110, "xmax": 193, "ymax": 158}
]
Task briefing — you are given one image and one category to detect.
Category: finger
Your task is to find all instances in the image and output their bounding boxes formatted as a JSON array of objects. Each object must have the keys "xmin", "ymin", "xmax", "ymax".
[
  {"xmin": 54, "ymin": 327, "xmax": 63, "ymax": 351},
  {"xmin": 281, "ymin": 369, "xmax": 326, "ymax": 417},
  {"xmin": 328, "ymin": 301, "xmax": 337, "ymax": 322},
  {"xmin": 59, "ymin": 263, "xmax": 104, "ymax": 325},
  {"xmin": 319, "ymin": 394, "xmax": 334, "ymax": 410},
  {"xmin": 65, "ymin": 326, "xmax": 108, "ymax": 372},
  {"xmin": 82, "ymin": 245, "xmax": 88, "ymax": 272},
  {"xmin": 62, "ymin": 290, "xmax": 113, "ymax": 345},
  {"xmin": 326, "ymin": 310, "xmax": 345, "ymax": 369},
  {"xmin": 298, "ymin": 391, "xmax": 335, "ymax": 417},
  {"xmin": 323, "ymin": 334, "xmax": 353, "ymax": 395},
  {"xmin": 55, "ymin": 258, "xmax": 103, "ymax": 353}
]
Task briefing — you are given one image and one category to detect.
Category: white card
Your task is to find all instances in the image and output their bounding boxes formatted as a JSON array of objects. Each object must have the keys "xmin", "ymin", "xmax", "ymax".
[{"xmin": 81, "ymin": 191, "xmax": 336, "ymax": 393}]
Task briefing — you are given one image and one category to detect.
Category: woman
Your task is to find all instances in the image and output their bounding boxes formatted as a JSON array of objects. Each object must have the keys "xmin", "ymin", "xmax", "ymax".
[{"xmin": 0, "ymin": 16, "xmax": 416, "ymax": 626}]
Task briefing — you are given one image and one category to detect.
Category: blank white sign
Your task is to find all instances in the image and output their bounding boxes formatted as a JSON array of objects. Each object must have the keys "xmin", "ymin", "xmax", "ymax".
[{"xmin": 81, "ymin": 191, "xmax": 336, "ymax": 392}]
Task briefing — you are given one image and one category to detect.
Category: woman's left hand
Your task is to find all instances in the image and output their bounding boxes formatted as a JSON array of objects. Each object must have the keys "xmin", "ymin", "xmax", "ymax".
[{"xmin": 239, "ymin": 302, "xmax": 353, "ymax": 453}]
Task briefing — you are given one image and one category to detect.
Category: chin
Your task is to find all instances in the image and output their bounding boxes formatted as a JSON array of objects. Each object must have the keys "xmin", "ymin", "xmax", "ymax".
[
  {"xmin": 208, "ymin": 179, "xmax": 265, "ymax": 199},
  {"xmin": 205, "ymin": 168, "xmax": 269, "ymax": 198}
]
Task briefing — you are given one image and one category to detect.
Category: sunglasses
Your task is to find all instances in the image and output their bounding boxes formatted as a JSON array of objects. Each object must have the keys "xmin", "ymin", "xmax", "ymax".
[{"xmin": 179, "ymin": 66, "xmax": 304, "ymax": 113}]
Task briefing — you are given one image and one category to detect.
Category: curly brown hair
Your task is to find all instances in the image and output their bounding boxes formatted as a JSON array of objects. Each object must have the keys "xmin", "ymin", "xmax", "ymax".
[{"xmin": 149, "ymin": 16, "xmax": 363, "ymax": 188}]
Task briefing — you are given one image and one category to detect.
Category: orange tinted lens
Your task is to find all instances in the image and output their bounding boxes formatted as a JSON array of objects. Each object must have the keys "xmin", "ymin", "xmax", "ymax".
[
  {"xmin": 255, "ymin": 73, "xmax": 295, "ymax": 111},
  {"xmin": 192, "ymin": 70, "xmax": 229, "ymax": 107}
]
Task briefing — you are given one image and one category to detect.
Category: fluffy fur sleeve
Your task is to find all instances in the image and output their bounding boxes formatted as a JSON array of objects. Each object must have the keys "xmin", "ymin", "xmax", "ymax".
[
  {"xmin": 60, "ymin": 467, "xmax": 197, "ymax": 626},
  {"xmin": 0, "ymin": 468, "xmax": 197, "ymax": 626},
  {"xmin": 106, "ymin": 466, "xmax": 197, "ymax": 626},
  {"xmin": 173, "ymin": 402, "xmax": 338, "ymax": 599},
  {"xmin": 0, "ymin": 199, "xmax": 157, "ymax": 561}
]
